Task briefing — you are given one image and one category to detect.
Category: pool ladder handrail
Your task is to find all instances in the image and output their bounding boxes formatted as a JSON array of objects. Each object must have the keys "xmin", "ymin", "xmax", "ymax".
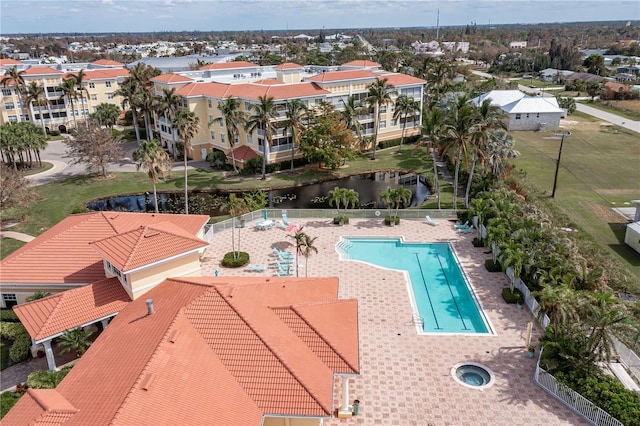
[{"xmin": 412, "ymin": 313, "xmax": 424, "ymax": 326}]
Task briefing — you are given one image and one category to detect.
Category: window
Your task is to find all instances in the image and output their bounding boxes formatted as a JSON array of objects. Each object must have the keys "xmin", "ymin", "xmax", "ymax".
[
  {"xmin": 245, "ymin": 101, "xmax": 252, "ymax": 111},
  {"xmin": 219, "ymin": 119, "xmax": 223, "ymax": 128},
  {"xmin": 5, "ymin": 102, "xmax": 15, "ymax": 110},
  {"xmin": 380, "ymin": 120, "xmax": 386, "ymax": 129},
  {"xmin": 526, "ymin": 114, "xmax": 530, "ymax": 118},
  {"xmin": 8, "ymin": 115, "xmax": 17, "ymax": 122},
  {"xmin": 105, "ymin": 81, "xmax": 112, "ymax": 88},
  {"xmin": 107, "ymin": 93, "xmax": 114, "ymax": 100},
  {"xmin": 220, "ymin": 134, "xmax": 225, "ymax": 144},
  {"xmin": 391, "ymin": 119, "xmax": 397, "ymax": 126},
  {"xmin": 380, "ymin": 105, "xmax": 387, "ymax": 113},
  {"xmin": 2, "ymin": 88, "xmax": 11, "ymax": 96},
  {"xmin": 208, "ymin": 100, "xmax": 212, "ymax": 108},
  {"xmin": 390, "ymin": 105, "xmax": 395, "ymax": 113},
  {"xmin": 247, "ymin": 134, "xmax": 253, "ymax": 145},
  {"xmin": 515, "ymin": 114, "xmax": 521, "ymax": 120},
  {"xmin": 536, "ymin": 113, "xmax": 540, "ymax": 118},
  {"xmin": 2, "ymin": 293, "xmax": 17, "ymax": 308},
  {"xmin": 89, "ymin": 82, "xmax": 95, "ymax": 89},
  {"xmin": 210, "ymin": 131, "xmax": 215, "ymax": 140},
  {"xmin": 91, "ymin": 94, "xmax": 97, "ymax": 101},
  {"xmin": 208, "ymin": 114, "xmax": 214, "ymax": 124}
]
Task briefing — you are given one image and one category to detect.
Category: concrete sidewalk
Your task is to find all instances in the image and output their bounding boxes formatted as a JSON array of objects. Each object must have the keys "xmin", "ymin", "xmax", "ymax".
[{"xmin": 0, "ymin": 231, "xmax": 35, "ymax": 243}]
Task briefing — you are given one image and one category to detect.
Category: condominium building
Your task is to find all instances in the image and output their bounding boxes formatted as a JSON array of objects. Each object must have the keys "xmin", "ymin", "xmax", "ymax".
[
  {"xmin": 0, "ymin": 59, "xmax": 128, "ymax": 132},
  {"xmin": 151, "ymin": 60, "xmax": 426, "ymax": 164}
]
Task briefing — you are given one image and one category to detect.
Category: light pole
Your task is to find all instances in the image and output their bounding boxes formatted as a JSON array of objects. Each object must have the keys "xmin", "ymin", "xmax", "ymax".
[{"xmin": 551, "ymin": 131, "xmax": 571, "ymax": 198}]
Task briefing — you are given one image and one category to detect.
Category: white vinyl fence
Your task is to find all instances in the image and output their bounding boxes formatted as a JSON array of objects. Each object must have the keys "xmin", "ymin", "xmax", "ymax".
[{"xmin": 611, "ymin": 335, "xmax": 640, "ymax": 383}]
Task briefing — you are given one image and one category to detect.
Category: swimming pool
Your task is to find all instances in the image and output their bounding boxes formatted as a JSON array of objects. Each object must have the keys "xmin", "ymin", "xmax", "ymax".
[{"xmin": 337, "ymin": 237, "xmax": 492, "ymax": 335}]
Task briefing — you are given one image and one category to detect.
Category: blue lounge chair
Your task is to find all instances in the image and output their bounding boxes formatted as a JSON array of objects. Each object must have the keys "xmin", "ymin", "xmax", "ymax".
[
  {"xmin": 282, "ymin": 214, "xmax": 291, "ymax": 225},
  {"xmin": 275, "ymin": 262, "xmax": 295, "ymax": 276},
  {"xmin": 425, "ymin": 215, "xmax": 439, "ymax": 226},
  {"xmin": 458, "ymin": 226, "xmax": 474, "ymax": 233},
  {"xmin": 274, "ymin": 247, "xmax": 294, "ymax": 260},
  {"xmin": 248, "ymin": 264, "xmax": 266, "ymax": 272},
  {"xmin": 454, "ymin": 220, "xmax": 470, "ymax": 229}
]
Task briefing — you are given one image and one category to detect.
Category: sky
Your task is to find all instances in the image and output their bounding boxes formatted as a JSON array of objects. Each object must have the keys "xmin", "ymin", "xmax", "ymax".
[{"xmin": 1, "ymin": 0, "xmax": 638, "ymax": 34}]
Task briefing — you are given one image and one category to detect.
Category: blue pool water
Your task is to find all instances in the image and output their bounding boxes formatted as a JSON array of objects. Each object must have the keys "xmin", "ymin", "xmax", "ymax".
[{"xmin": 338, "ymin": 237, "xmax": 490, "ymax": 334}]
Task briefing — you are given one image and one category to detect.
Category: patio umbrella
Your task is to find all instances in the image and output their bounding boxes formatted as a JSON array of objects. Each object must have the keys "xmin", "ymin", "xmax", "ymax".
[{"xmin": 285, "ymin": 224, "xmax": 299, "ymax": 233}]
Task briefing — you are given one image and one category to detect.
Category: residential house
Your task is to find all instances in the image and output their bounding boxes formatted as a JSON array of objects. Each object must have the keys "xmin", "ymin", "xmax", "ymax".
[
  {"xmin": 625, "ymin": 201, "xmax": 640, "ymax": 255},
  {"xmin": 472, "ymin": 90, "xmax": 564, "ymax": 131},
  {"xmin": 539, "ymin": 68, "xmax": 575, "ymax": 82},
  {"xmin": 509, "ymin": 41, "xmax": 528, "ymax": 49}
]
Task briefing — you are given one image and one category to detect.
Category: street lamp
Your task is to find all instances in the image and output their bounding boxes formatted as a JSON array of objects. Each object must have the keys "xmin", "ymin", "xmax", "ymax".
[{"xmin": 551, "ymin": 131, "xmax": 571, "ymax": 198}]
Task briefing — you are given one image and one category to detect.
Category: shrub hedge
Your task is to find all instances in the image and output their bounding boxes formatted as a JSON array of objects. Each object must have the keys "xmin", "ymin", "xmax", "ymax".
[
  {"xmin": 333, "ymin": 215, "xmax": 350, "ymax": 225},
  {"xmin": 501, "ymin": 287, "xmax": 524, "ymax": 304},
  {"xmin": 222, "ymin": 251, "xmax": 249, "ymax": 267},
  {"xmin": 484, "ymin": 259, "xmax": 502, "ymax": 272},
  {"xmin": 384, "ymin": 216, "xmax": 400, "ymax": 225},
  {"xmin": 26, "ymin": 365, "xmax": 73, "ymax": 389},
  {"xmin": 0, "ymin": 391, "xmax": 21, "ymax": 418},
  {"xmin": 0, "ymin": 322, "xmax": 31, "ymax": 363},
  {"xmin": 0, "ymin": 310, "xmax": 19, "ymax": 322}
]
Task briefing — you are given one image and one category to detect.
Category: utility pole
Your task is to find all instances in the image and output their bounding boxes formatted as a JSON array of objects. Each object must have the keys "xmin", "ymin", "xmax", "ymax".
[{"xmin": 551, "ymin": 131, "xmax": 570, "ymax": 198}]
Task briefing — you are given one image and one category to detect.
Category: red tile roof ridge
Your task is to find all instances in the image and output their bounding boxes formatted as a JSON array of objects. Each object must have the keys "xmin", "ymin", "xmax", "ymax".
[
  {"xmin": 27, "ymin": 388, "xmax": 79, "ymax": 414},
  {"xmin": 195, "ymin": 284, "xmax": 332, "ymax": 415},
  {"xmin": 290, "ymin": 300, "xmax": 359, "ymax": 374}
]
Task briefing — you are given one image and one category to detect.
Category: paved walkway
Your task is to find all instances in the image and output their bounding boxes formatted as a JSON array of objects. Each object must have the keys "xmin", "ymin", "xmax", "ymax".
[
  {"xmin": 200, "ymin": 217, "xmax": 588, "ymax": 425},
  {"xmin": 0, "ymin": 231, "xmax": 34, "ymax": 242}
]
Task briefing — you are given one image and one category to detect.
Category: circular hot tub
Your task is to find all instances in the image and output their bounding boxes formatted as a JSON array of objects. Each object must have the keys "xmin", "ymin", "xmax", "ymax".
[{"xmin": 451, "ymin": 363, "xmax": 495, "ymax": 390}]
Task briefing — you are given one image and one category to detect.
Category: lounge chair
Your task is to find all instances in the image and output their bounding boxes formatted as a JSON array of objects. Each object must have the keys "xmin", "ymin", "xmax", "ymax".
[
  {"xmin": 274, "ymin": 247, "xmax": 294, "ymax": 260},
  {"xmin": 454, "ymin": 220, "xmax": 470, "ymax": 229},
  {"xmin": 278, "ymin": 220, "xmax": 287, "ymax": 229},
  {"xmin": 425, "ymin": 215, "xmax": 439, "ymax": 226},
  {"xmin": 458, "ymin": 226, "xmax": 474, "ymax": 233},
  {"xmin": 248, "ymin": 264, "xmax": 266, "ymax": 272},
  {"xmin": 275, "ymin": 262, "xmax": 295, "ymax": 276},
  {"xmin": 282, "ymin": 214, "xmax": 291, "ymax": 225}
]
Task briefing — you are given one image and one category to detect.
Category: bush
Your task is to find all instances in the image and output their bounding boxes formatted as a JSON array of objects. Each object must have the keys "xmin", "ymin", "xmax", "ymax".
[
  {"xmin": 0, "ymin": 322, "xmax": 31, "ymax": 363},
  {"xmin": 484, "ymin": 259, "xmax": 502, "ymax": 272},
  {"xmin": 239, "ymin": 156, "xmax": 310, "ymax": 176},
  {"xmin": 384, "ymin": 216, "xmax": 400, "ymax": 225},
  {"xmin": 472, "ymin": 237, "xmax": 484, "ymax": 247},
  {"xmin": 333, "ymin": 215, "xmax": 349, "ymax": 225},
  {"xmin": 377, "ymin": 134, "xmax": 420, "ymax": 150},
  {"xmin": 26, "ymin": 365, "xmax": 73, "ymax": 389},
  {"xmin": 48, "ymin": 130, "xmax": 60, "ymax": 136},
  {"xmin": 0, "ymin": 310, "xmax": 19, "ymax": 322},
  {"xmin": 0, "ymin": 391, "xmax": 22, "ymax": 418},
  {"xmin": 222, "ymin": 251, "xmax": 249, "ymax": 267},
  {"xmin": 0, "ymin": 342, "xmax": 9, "ymax": 370},
  {"xmin": 501, "ymin": 287, "xmax": 524, "ymax": 304}
]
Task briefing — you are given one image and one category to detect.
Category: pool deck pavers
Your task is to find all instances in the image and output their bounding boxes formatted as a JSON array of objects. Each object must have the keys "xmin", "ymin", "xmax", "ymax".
[{"xmin": 201, "ymin": 217, "xmax": 588, "ymax": 426}]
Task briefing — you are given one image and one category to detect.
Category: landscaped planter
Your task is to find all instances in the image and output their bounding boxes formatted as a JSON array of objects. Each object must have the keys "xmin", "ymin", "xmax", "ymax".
[{"xmin": 384, "ymin": 216, "xmax": 400, "ymax": 226}]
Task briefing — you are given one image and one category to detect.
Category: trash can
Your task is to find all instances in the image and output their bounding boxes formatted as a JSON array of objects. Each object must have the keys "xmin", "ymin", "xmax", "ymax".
[{"xmin": 352, "ymin": 400, "xmax": 360, "ymax": 416}]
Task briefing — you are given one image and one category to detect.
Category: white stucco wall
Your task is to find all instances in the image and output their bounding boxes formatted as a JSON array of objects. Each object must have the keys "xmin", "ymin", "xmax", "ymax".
[{"xmin": 506, "ymin": 112, "xmax": 562, "ymax": 131}]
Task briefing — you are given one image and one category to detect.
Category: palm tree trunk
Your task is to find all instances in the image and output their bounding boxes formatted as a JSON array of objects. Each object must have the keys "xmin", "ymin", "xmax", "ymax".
[
  {"xmin": 464, "ymin": 153, "xmax": 477, "ymax": 209},
  {"xmin": 290, "ymin": 138, "xmax": 295, "ymax": 174},
  {"xmin": 452, "ymin": 150, "xmax": 461, "ymax": 211},
  {"xmin": 184, "ymin": 154, "xmax": 189, "ymax": 215},
  {"xmin": 398, "ymin": 116, "xmax": 406, "ymax": 153},
  {"xmin": 372, "ymin": 105, "xmax": 379, "ymax": 160},
  {"xmin": 131, "ymin": 109, "xmax": 141, "ymax": 146},
  {"xmin": 261, "ymin": 137, "xmax": 268, "ymax": 180},
  {"xmin": 144, "ymin": 113, "xmax": 152, "ymax": 141},
  {"xmin": 152, "ymin": 181, "xmax": 159, "ymax": 213},
  {"xmin": 431, "ymin": 143, "xmax": 441, "ymax": 209},
  {"xmin": 231, "ymin": 217, "xmax": 236, "ymax": 257},
  {"xmin": 70, "ymin": 98, "xmax": 78, "ymax": 129},
  {"xmin": 80, "ymin": 96, "xmax": 88, "ymax": 129},
  {"xmin": 38, "ymin": 104, "xmax": 46, "ymax": 134}
]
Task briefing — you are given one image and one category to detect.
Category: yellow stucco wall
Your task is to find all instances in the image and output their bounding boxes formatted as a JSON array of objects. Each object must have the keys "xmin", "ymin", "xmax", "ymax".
[
  {"xmin": 263, "ymin": 417, "xmax": 322, "ymax": 426},
  {"xmin": 127, "ymin": 252, "xmax": 202, "ymax": 300}
]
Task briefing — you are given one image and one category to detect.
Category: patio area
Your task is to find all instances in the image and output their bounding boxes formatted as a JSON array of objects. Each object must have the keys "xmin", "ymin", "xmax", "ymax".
[{"xmin": 200, "ymin": 217, "xmax": 588, "ymax": 425}]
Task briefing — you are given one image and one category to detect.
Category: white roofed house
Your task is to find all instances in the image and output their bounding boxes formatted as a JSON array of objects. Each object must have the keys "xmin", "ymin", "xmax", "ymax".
[{"xmin": 472, "ymin": 90, "xmax": 564, "ymax": 131}]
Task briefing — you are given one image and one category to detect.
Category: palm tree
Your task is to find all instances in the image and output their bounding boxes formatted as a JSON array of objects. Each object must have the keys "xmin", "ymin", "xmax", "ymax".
[
  {"xmin": 582, "ymin": 292, "xmax": 631, "ymax": 362},
  {"xmin": 380, "ymin": 187, "xmax": 412, "ymax": 222},
  {"xmin": 484, "ymin": 129, "xmax": 519, "ymax": 179},
  {"xmin": 534, "ymin": 282, "xmax": 580, "ymax": 337},
  {"xmin": 214, "ymin": 97, "xmax": 247, "ymax": 173},
  {"xmin": 91, "ymin": 103, "xmax": 121, "ymax": 128},
  {"xmin": 301, "ymin": 233, "xmax": 318, "ymax": 277},
  {"xmin": 70, "ymin": 70, "xmax": 90, "ymax": 128},
  {"xmin": 393, "ymin": 94, "xmax": 420, "ymax": 153},
  {"xmin": 59, "ymin": 77, "xmax": 79, "ymax": 129},
  {"xmin": 418, "ymin": 108, "xmax": 444, "ymax": 209},
  {"xmin": 172, "ymin": 109, "xmax": 200, "ymax": 215},
  {"xmin": 499, "ymin": 240, "xmax": 526, "ymax": 292},
  {"xmin": 468, "ymin": 197, "xmax": 494, "ymax": 240},
  {"xmin": 222, "ymin": 193, "xmax": 249, "ymax": 260},
  {"xmin": 340, "ymin": 95, "xmax": 364, "ymax": 151},
  {"xmin": 289, "ymin": 227, "xmax": 306, "ymax": 277},
  {"xmin": 1, "ymin": 66, "xmax": 27, "ymax": 122},
  {"xmin": 25, "ymin": 81, "xmax": 48, "ymax": 134},
  {"xmin": 58, "ymin": 327, "xmax": 93, "ymax": 358},
  {"xmin": 366, "ymin": 78, "xmax": 396, "ymax": 160},
  {"xmin": 245, "ymin": 95, "xmax": 277, "ymax": 180},
  {"xmin": 440, "ymin": 94, "xmax": 475, "ymax": 210},
  {"xmin": 284, "ymin": 99, "xmax": 308, "ymax": 174},
  {"xmin": 155, "ymin": 87, "xmax": 182, "ymax": 159},
  {"xmin": 133, "ymin": 140, "xmax": 172, "ymax": 213},
  {"xmin": 115, "ymin": 79, "xmax": 141, "ymax": 145}
]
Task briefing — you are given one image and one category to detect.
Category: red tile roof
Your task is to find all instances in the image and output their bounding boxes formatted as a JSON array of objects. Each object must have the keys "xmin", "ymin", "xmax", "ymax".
[
  {"xmin": 92, "ymin": 59, "xmax": 125, "ymax": 67},
  {"xmin": 230, "ymin": 145, "xmax": 259, "ymax": 162},
  {"xmin": 306, "ymin": 69, "xmax": 378, "ymax": 83},
  {"xmin": 3, "ymin": 389, "xmax": 79, "ymax": 425},
  {"xmin": 90, "ymin": 222, "xmax": 208, "ymax": 272},
  {"xmin": 5, "ymin": 276, "xmax": 359, "ymax": 425},
  {"xmin": 23, "ymin": 66, "xmax": 63, "ymax": 75},
  {"xmin": 381, "ymin": 73, "xmax": 426, "ymax": 86},
  {"xmin": 151, "ymin": 73, "xmax": 193, "ymax": 83},
  {"xmin": 274, "ymin": 62, "xmax": 304, "ymax": 70},
  {"xmin": 177, "ymin": 81, "xmax": 329, "ymax": 100},
  {"xmin": 65, "ymin": 68, "xmax": 129, "ymax": 81},
  {"xmin": 14, "ymin": 278, "xmax": 130, "ymax": 341},
  {"xmin": 200, "ymin": 61, "xmax": 258, "ymax": 70},
  {"xmin": 342, "ymin": 60, "xmax": 381, "ymax": 68},
  {"xmin": 0, "ymin": 58, "xmax": 23, "ymax": 66},
  {"xmin": 253, "ymin": 78, "xmax": 284, "ymax": 85},
  {"xmin": 0, "ymin": 212, "xmax": 209, "ymax": 285}
]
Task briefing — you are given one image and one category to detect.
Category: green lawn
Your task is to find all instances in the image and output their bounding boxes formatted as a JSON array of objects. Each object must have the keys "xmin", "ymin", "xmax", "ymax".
[
  {"xmin": 2, "ymin": 146, "xmax": 435, "ymax": 248},
  {"xmin": 512, "ymin": 117, "xmax": 640, "ymax": 289}
]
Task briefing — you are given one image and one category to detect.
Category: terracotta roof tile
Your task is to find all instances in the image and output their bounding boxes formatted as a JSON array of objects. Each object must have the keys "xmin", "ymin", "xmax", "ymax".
[
  {"xmin": 306, "ymin": 69, "xmax": 378, "ymax": 83},
  {"xmin": 6, "ymin": 276, "xmax": 359, "ymax": 424},
  {"xmin": 0, "ymin": 212, "xmax": 209, "ymax": 285},
  {"xmin": 274, "ymin": 62, "xmax": 304, "ymax": 70},
  {"xmin": 0, "ymin": 58, "xmax": 23, "ymax": 66},
  {"xmin": 151, "ymin": 73, "xmax": 193, "ymax": 83},
  {"xmin": 253, "ymin": 78, "xmax": 284, "ymax": 85},
  {"xmin": 90, "ymin": 222, "xmax": 208, "ymax": 272},
  {"xmin": 341, "ymin": 60, "xmax": 381, "ymax": 68},
  {"xmin": 92, "ymin": 59, "xmax": 125, "ymax": 66},
  {"xmin": 381, "ymin": 73, "xmax": 426, "ymax": 86},
  {"xmin": 14, "ymin": 277, "xmax": 130, "ymax": 341},
  {"xmin": 177, "ymin": 81, "xmax": 329, "ymax": 101},
  {"xmin": 200, "ymin": 61, "xmax": 258, "ymax": 70},
  {"xmin": 230, "ymin": 145, "xmax": 259, "ymax": 162},
  {"xmin": 23, "ymin": 66, "xmax": 63, "ymax": 75},
  {"xmin": 1, "ymin": 389, "xmax": 78, "ymax": 425}
]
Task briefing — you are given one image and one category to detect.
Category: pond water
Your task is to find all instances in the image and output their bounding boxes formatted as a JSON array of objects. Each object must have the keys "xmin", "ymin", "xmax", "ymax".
[{"xmin": 87, "ymin": 171, "xmax": 430, "ymax": 215}]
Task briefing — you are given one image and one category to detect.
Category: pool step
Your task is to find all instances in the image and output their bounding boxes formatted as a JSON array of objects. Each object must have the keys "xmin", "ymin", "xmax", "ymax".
[
  {"xmin": 336, "ymin": 239, "xmax": 353, "ymax": 259},
  {"xmin": 411, "ymin": 313, "xmax": 424, "ymax": 327}
]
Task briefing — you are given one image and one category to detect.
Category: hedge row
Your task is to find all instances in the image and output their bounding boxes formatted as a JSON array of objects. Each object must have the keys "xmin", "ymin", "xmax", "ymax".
[
  {"xmin": 0, "ymin": 322, "xmax": 31, "ymax": 363},
  {"xmin": 0, "ymin": 309, "xmax": 19, "ymax": 322}
]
